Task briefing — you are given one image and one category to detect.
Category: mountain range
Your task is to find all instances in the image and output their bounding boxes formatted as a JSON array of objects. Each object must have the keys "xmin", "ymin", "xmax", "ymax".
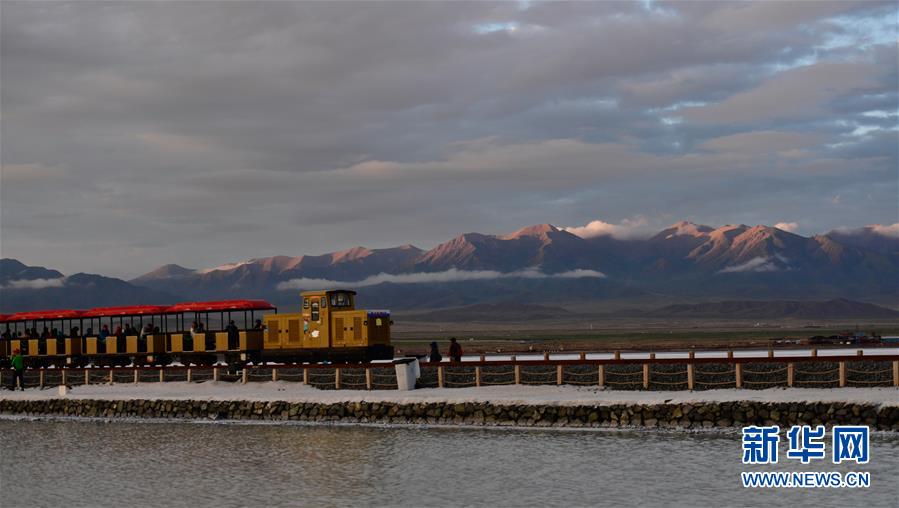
[{"xmin": 2, "ymin": 221, "xmax": 897, "ymax": 313}]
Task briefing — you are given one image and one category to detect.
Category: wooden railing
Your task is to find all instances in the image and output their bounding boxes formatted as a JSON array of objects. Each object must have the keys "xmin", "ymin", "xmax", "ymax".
[{"xmin": 2, "ymin": 349, "xmax": 898, "ymax": 391}]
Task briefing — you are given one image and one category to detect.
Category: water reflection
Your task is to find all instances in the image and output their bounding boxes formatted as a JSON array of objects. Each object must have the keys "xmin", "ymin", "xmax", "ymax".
[{"xmin": 1, "ymin": 420, "xmax": 896, "ymax": 507}]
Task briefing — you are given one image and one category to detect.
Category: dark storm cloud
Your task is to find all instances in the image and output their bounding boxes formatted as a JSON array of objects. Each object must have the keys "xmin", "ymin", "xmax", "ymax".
[{"xmin": 1, "ymin": 1, "xmax": 896, "ymax": 277}]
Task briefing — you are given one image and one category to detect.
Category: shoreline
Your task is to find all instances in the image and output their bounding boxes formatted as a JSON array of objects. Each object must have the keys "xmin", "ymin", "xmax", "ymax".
[{"xmin": 2, "ymin": 383, "xmax": 897, "ymax": 431}]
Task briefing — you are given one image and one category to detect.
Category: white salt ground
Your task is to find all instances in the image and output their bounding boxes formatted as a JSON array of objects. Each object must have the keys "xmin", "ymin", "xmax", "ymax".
[{"xmin": 1, "ymin": 382, "xmax": 896, "ymax": 407}]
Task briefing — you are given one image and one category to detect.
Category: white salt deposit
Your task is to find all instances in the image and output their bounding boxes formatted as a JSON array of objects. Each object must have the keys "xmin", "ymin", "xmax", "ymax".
[{"xmin": 1, "ymin": 382, "xmax": 896, "ymax": 407}]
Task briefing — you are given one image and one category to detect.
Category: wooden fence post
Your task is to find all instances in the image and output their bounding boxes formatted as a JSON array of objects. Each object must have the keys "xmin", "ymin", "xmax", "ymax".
[
  {"xmin": 614, "ymin": 350, "xmax": 621, "ymax": 360},
  {"xmin": 514, "ymin": 364, "xmax": 521, "ymax": 385},
  {"xmin": 335, "ymin": 368, "xmax": 341, "ymax": 389},
  {"xmin": 303, "ymin": 368, "xmax": 309, "ymax": 385},
  {"xmin": 768, "ymin": 349, "xmax": 774, "ymax": 358},
  {"xmin": 213, "ymin": 367, "xmax": 219, "ymax": 381},
  {"xmin": 61, "ymin": 369, "xmax": 67, "ymax": 386},
  {"xmin": 735, "ymin": 363, "xmax": 742, "ymax": 389},
  {"xmin": 598, "ymin": 364, "xmax": 605, "ymax": 388},
  {"xmin": 108, "ymin": 370, "xmax": 113, "ymax": 384},
  {"xmin": 84, "ymin": 369, "xmax": 89, "ymax": 385},
  {"xmin": 272, "ymin": 368, "xmax": 278, "ymax": 382},
  {"xmin": 839, "ymin": 361, "xmax": 846, "ymax": 387},
  {"xmin": 437, "ymin": 366, "xmax": 444, "ymax": 388},
  {"xmin": 39, "ymin": 369, "xmax": 45, "ymax": 389},
  {"xmin": 642, "ymin": 363, "xmax": 649, "ymax": 390},
  {"xmin": 241, "ymin": 368, "xmax": 248, "ymax": 384},
  {"xmin": 687, "ymin": 351, "xmax": 695, "ymax": 391},
  {"xmin": 187, "ymin": 368, "xmax": 192, "ymax": 383},
  {"xmin": 893, "ymin": 361, "xmax": 898, "ymax": 388},
  {"xmin": 727, "ymin": 350, "xmax": 733, "ymax": 360},
  {"xmin": 556, "ymin": 364, "xmax": 563, "ymax": 385},
  {"xmin": 543, "ymin": 352, "xmax": 550, "ymax": 361},
  {"xmin": 133, "ymin": 369, "xmax": 138, "ymax": 384},
  {"xmin": 475, "ymin": 366, "xmax": 481, "ymax": 387},
  {"xmin": 787, "ymin": 363, "xmax": 794, "ymax": 387},
  {"xmin": 579, "ymin": 352, "xmax": 586, "ymax": 361},
  {"xmin": 366, "ymin": 368, "xmax": 373, "ymax": 390},
  {"xmin": 159, "ymin": 369, "xmax": 164, "ymax": 383}
]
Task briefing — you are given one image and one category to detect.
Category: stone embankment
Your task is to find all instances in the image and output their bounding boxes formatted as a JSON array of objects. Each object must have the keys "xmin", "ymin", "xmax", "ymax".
[{"xmin": 2, "ymin": 398, "xmax": 897, "ymax": 431}]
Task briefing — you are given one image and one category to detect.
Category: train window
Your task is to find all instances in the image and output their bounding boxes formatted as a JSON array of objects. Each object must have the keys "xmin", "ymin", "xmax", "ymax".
[
  {"xmin": 329, "ymin": 292, "xmax": 352, "ymax": 308},
  {"xmin": 320, "ymin": 297, "xmax": 327, "ymax": 308},
  {"xmin": 303, "ymin": 298, "xmax": 309, "ymax": 309},
  {"xmin": 375, "ymin": 318, "xmax": 382, "ymax": 326},
  {"xmin": 311, "ymin": 301, "xmax": 320, "ymax": 322}
]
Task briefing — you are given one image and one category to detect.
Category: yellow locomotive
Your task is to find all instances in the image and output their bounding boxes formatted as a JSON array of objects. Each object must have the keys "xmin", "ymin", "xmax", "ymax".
[
  {"xmin": 263, "ymin": 289, "xmax": 393, "ymax": 363},
  {"xmin": 0, "ymin": 289, "xmax": 393, "ymax": 367}
]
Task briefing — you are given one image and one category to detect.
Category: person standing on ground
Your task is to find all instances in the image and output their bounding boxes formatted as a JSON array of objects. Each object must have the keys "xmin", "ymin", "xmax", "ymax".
[
  {"xmin": 428, "ymin": 342, "xmax": 442, "ymax": 363},
  {"xmin": 9, "ymin": 348, "xmax": 25, "ymax": 391},
  {"xmin": 448, "ymin": 337, "xmax": 463, "ymax": 363}
]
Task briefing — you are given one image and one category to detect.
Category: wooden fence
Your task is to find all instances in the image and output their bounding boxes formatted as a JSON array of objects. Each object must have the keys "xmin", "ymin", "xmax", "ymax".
[{"xmin": 2, "ymin": 350, "xmax": 898, "ymax": 391}]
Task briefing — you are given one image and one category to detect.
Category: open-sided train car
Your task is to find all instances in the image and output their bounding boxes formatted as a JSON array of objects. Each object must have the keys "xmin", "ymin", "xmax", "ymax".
[{"xmin": 0, "ymin": 289, "xmax": 393, "ymax": 367}]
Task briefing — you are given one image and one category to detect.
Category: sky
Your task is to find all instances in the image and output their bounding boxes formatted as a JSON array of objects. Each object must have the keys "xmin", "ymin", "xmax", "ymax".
[{"xmin": 1, "ymin": 1, "xmax": 897, "ymax": 278}]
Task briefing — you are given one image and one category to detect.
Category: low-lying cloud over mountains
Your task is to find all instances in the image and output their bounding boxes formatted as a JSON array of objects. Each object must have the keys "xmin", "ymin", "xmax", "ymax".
[{"xmin": 2, "ymin": 220, "xmax": 897, "ymax": 312}]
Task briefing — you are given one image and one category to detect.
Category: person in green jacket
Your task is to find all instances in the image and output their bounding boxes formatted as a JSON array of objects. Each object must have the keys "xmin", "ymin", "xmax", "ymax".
[{"xmin": 9, "ymin": 349, "xmax": 25, "ymax": 391}]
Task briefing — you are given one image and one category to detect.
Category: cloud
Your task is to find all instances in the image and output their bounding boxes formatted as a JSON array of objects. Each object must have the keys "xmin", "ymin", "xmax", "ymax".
[
  {"xmin": 870, "ymin": 223, "xmax": 899, "ymax": 238},
  {"xmin": 682, "ymin": 62, "xmax": 883, "ymax": 125},
  {"xmin": 700, "ymin": 132, "xmax": 823, "ymax": 154},
  {"xmin": 2, "ymin": 278, "xmax": 66, "ymax": 289},
  {"xmin": 1, "ymin": 163, "xmax": 66, "ymax": 183},
  {"xmin": 561, "ymin": 217, "xmax": 650, "ymax": 240},
  {"xmin": 774, "ymin": 222, "xmax": 799, "ymax": 233},
  {"xmin": 717, "ymin": 257, "xmax": 781, "ymax": 274},
  {"xmin": 277, "ymin": 268, "xmax": 605, "ymax": 290}
]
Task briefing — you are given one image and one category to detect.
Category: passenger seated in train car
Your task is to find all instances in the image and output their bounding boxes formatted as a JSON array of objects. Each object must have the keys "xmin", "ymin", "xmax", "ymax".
[
  {"xmin": 226, "ymin": 320, "xmax": 239, "ymax": 350},
  {"xmin": 140, "ymin": 323, "xmax": 153, "ymax": 351},
  {"xmin": 99, "ymin": 324, "xmax": 110, "ymax": 341},
  {"xmin": 253, "ymin": 319, "xmax": 264, "ymax": 330},
  {"xmin": 197, "ymin": 321, "xmax": 205, "ymax": 332},
  {"xmin": 70, "ymin": 326, "xmax": 80, "ymax": 338},
  {"xmin": 153, "ymin": 325, "xmax": 160, "ymax": 333},
  {"xmin": 115, "ymin": 325, "xmax": 125, "ymax": 343},
  {"xmin": 187, "ymin": 321, "xmax": 199, "ymax": 349},
  {"xmin": 37, "ymin": 327, "xmax": 48, "ymax": 355}
]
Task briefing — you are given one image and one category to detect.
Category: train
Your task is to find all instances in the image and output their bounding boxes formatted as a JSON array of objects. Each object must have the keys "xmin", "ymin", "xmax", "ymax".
[{"xmin": 0, "ymin": 289, "xmax": 394, "ymax": 368}]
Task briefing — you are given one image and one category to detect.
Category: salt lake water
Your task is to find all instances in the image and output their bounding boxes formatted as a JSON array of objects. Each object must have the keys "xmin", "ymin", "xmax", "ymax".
[{"xmin": 1, "ymin": 419, "xmax": 897, "ymax": 507}]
